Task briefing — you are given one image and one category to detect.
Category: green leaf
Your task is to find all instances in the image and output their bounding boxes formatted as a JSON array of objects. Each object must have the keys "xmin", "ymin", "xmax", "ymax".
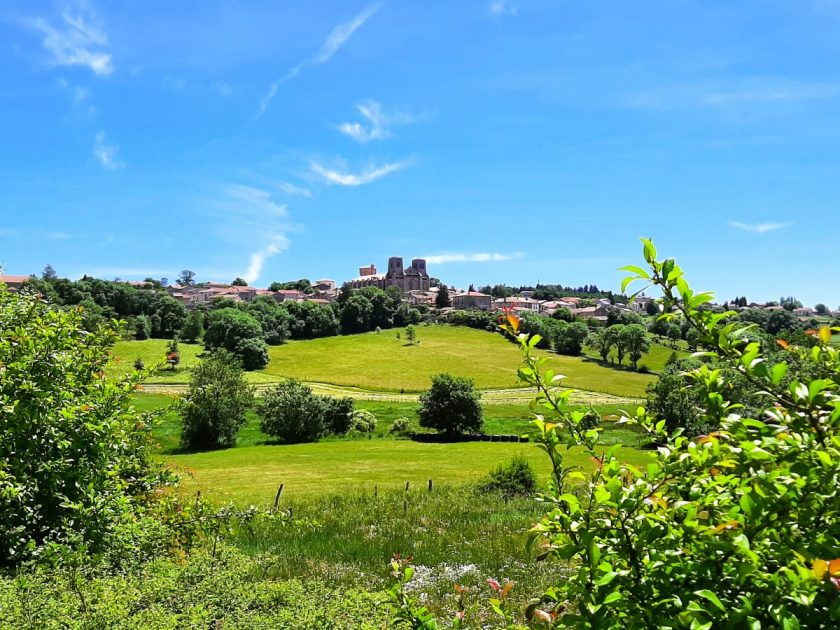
[
  {"xmin": 618, "ymin": 265, "xmax": 651, "ymax": 279},
  {"xmin": 693, "ymin": 589, "xmax": 725, "ymax": 613}
]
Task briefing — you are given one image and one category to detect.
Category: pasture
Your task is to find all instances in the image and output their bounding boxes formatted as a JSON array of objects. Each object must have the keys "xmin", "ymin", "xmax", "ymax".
[
  {"xmin": 111, "ymin": 325, "xmax": 673, "ymax": 398},
  {"xmin": 135, "ymin": 393, "xmax": 649, "ymax": 504}
]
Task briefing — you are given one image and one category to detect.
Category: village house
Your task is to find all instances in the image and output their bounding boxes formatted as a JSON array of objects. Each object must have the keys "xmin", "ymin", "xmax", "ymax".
[
  {"xmin": 452, "ymin": 291, "xmax": 492, "ymax": 310},
  {"xmin": 0, "ymin": 275, "xmax": 30, "ymax": 292},
  {"xmin": 570, "ymin": 305, "xmax": 610, "ymax": 322},
  {"xmin": 493, "ymin": 296, "xmax": 540, "ymax": 313}
]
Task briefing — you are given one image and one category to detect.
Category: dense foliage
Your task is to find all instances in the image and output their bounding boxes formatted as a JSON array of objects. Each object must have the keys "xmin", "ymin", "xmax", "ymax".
[
  {"xmin": 419, "ymin": 373, "xmax": 484, "ymax": 436},
  {"xmin": 203, "ymin": 308, "xmax": 269, "ymax": 370},
  {"xmin": 258, "ymin": 379, "xmax": 356, "ymax": 443},
  {"xmin": 504, "ymin": 240, "xmax": 840, "ymax": 627},
  {"xmin": 179, "ymin": 350, "xmax": 254, "ymax": 450},
  {"xmin": 0, "ymin": 290, "xmax": 163, "ymax": 565},
  {"xmin": 479, "ymin": 456, "xmax": 538, "ymax": 497},
  {"xmin": 21, "ymin": 275, "xmax": 187, "ymax": 339}
]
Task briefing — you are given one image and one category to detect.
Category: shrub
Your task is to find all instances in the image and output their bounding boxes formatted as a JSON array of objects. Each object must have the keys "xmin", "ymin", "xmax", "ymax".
[
  {"xmin": 350, "ymin": 410, "xmax": 378, "ymax": 436},
  {"xmin": 323, "ymin": 396, "xmax": 355, "ymax": 434},
  {"xmin": 0, "ymin": 290, "xmax": 164, "ymax": 565},
  {"xmin": 134, "ymin": 314, "xmax": 151, "ymax": 340},
  {"xmin": 389, "ymin": 417, "xmax": 412, "ymax": 435},
  {"xmin": 179, "ymin": 350, "xmax": 253, "ymax": 451},
  {"xmin": 418, "ymin": 373, "xmax": 483, "ymax": 436},
  {"xmin": 180, "ymin": 309, "xmax": 204, "ymax": 342},
  {"xmin": 551, "ymin": 320, "xmax": 589, "ymax": 355},
  {"xmin": 204, "ymin": 308, "xmax": 267, "ymax": 370},
  {"xmin": 134, "ymin": 356, "xmax": 145, "ymax": 371},
  {"xmin": 258, "ymin": 379, "xmax": 327, "ymax": 443},
  {"xmin": 479, "ymin": 456, "xmax": 537, "ymax": 497},
  {"xmin": 500, "ymin": 240, "xmax": 840, "ymax": 628},
  {"xmin": 234, "ymin": 336, "xmax": 269, "ymax": 370}
]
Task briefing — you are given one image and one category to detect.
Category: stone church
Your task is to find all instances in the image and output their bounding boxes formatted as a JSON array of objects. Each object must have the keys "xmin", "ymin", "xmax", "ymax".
[{"xmin": 346, "ymin": 257, "xmax": 430, "ymax": 293}]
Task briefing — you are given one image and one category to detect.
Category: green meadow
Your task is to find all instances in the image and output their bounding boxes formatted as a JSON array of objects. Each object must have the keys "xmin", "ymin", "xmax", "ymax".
[{"xmin": 112, "ymin": 325, "xmax": 679, "ymax": 398}]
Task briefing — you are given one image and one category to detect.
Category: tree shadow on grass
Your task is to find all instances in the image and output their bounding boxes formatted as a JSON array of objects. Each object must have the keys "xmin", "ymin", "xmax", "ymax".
[{"xmin": 580, "ymin": 356, "xmax": 653, "ymax": 375}]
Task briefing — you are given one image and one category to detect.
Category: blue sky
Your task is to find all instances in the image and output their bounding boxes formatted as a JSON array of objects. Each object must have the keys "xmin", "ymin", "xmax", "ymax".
[{"xmin": 1, "ymin": 0, "xmax": 838, "ymax": 306}]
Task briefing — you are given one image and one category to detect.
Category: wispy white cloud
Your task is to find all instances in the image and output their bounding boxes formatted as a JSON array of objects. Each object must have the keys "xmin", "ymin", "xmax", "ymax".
[
  {"xmin": 46, "ymin": 231, "xmax": 72, "ymax": 240},
  {"xmin": 255, "ymin": 2, "xmax": 383, "ymax": 118},
  {"xmin": 244, "ymin": 236, "xmax": 290, "ymax": 284},
  {"xmin": 209, "ymin": 184, "xmax": 294, "ymax": 285},
  {"xmin": 211, "ymin": 81, "xmax": 233, "ymax": 97},
  {"xmin": 277, "ymin": 181, "xmax": 312, "ymax": 197},
  {"xmin": 489, "ymin": 1, "xmax": 519, "ymax": 17},
  {"xmin": 162, "ymin": 75, "xmax": 186, "ymax": 91},
  {"xmin": 626, "ymin": 78, "xmax": 840, "ymax": 110},
  {"xmin": 337, "ymin": 100, "xmax": 418, "ymax": 142},
  {"xmin": 422, "ymin": 252, "xmax": 523, "ymax": 264},
  {"xmin": 729, "ymin": 221, "xmax": 791, "ymax": 234},
  {"xmin": 92, "ymin": 132, "xmax": 124, "ymax": 170},
  {"xmin": 28, "ymin": 4, "xmax": 113, "ymax": 76},
  {"xmin": 310, "ymin": 159, "xmax": 410, "ymax": 186}
]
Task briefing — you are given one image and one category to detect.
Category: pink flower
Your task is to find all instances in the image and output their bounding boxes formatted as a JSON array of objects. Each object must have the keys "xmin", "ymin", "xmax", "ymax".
[{"xmin": 486, "ymin": 578, "xmax": 501, "ymax": 592}]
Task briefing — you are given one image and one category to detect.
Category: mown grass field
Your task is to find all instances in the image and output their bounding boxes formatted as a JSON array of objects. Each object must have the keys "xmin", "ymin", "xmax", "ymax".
[
  {"xmin": 112, "ymin": 325, "xmax": 671, "ymax": 398},
  {"xmin": 135, "ymin": 393, "xmax": 649, "ymax": 504}
]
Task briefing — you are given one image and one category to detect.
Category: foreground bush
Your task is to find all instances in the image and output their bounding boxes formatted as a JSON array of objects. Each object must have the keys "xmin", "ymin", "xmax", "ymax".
[
  {"xmin": 179, "ymin": 350, "xmax": 254, "ymax": 451},
  {"xmin": 479, "ymin": 456, "xmax": 538, "ymax": 497},
  {"xmin": 506, "ymin": 240, "xmax": 840, "ymax": 627},
  {"xmin": 259, "ymin": 379, "xmax": 328, "ymax": 443},
  {"xmin": 0, "ymin": 290, "xmax": 164, "ymax": 566},
  {"xmin": 419, "ymin": 373, "xmax": 484, "ymax": 436}
]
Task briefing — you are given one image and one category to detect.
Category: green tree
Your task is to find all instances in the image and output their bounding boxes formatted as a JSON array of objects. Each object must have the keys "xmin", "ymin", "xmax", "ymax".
[
  {"xmin": 134, "ymin": 314, "xmax": 152, "ymax": 340},
  {"xmin": 234, "ymin": 336, "xmax": 269, "ymax": 370},
  {"xmin": 0, "ymin": 290, "xmax": 163, "ymax": 564},
  {"xmin": 154, "ymin": 296, "xmax": 188, "ymax": 338},
  {"xmin": 340, "ymin": 293, "xmax": 373, "ymax": 334},
  {"xmin": 551, "ymin": 321, "xmax": 589, "ymax": 355},
  {"xmin": 418, "ymin": 373, "xmax": 483, "ymax": 436},
  {"xmin": 42, "ymin": 264, "xmax": 57, "ymax": 280},
  {"xmin": 177, "ymin": 269, "xmax": 196, "ymax": 286},
  {"xmin": 231, "ymin": 277, "xmax": 248, "ymax": 286},
  {"xmin": 551, "ymin": 307, "xmax": 574, "ymax": 322},
  {"xmin": 179, "ymin": 310, "xmax": 204, "ymax": 342},
  {"xmin": 767, "ymin": 309, "xmax": 800, "ymax": 335},
  {"xmin": 496, "ymin": 240, "xmax": 840, "ymax": 628},
  {"xmin": 179, "ymin": 350, "xmax": 253, "ymax": 451},
  {"xmin": 619, "ymin": 323, "xmax": 650, "ymax": 368},
  {"xmin": 585, "ymin": 329, "xmax": 613, "ymax": 362},
  {"xmin": 204, "ymin": 308, "xmax": 267, "ymax": 369},
  {"xmin": 610, "ymin": 323, "xmax": 627, "ymax": 364},
  {"xmin": 815, "ymin": 303, "xmax": 828, "ymax": 315},
  {"xmin": 323, "ymin": 396, "xmax": 355, "ymax": 435},
  {"xmin": 258, "ymin": 379, "xmax": 327, "ymax": 444},
  {"xmin": 435, "ymin": 285, "xmax": 451, "ymax": 308},
  {"xmin": 405, "ymin": 324, "xmax": 417, "ymax": 345}
]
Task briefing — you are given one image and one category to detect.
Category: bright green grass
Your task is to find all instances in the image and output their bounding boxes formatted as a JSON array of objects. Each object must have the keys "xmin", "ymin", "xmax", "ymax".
[
  {"xmin": 111, "ymin": 326, "xmax": 656, "ymax": 397},
  {"xmin": 263, "ymin": 325, "xmax": 655, "ymax": 396},
  {"xmin": 582, "ymin": 339, "xmax": 687, "ymax": 372},
  {"xmin": 106, "ymin": 339, "xmax": 205, "ymax": 382},
  {"xmin": 135, "ymin": 394, "xmax": 644, "ymax": 453},
  {"xmin": 168, "ymin": 439, "xmax": 651, "ymax": 505},
  {"xmin": 132, "ymin": 393, "xmax": 649, "ymax": 504}
]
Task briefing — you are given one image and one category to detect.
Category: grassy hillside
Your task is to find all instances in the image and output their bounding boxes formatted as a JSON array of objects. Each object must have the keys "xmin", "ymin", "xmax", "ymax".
[
  {"xmin": 111, "ymin": 325, "xmax": 667, "ymax": 397},
  {"xmin": 264, "ymin": 326, "xmax": 657, "ymax": 396},
  {"xmin": 134, "ymin": 393, "xmax": 647, "ymax": 504},
  {"xmin": 168, "ymin": 439, "xmax": 651, "ymax": 505}
]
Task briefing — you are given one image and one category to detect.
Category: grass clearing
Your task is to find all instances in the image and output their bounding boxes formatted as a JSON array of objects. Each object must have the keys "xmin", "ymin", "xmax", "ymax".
[
  {"xmin": 112, "ymin": 326, "xmax": 657, "ymax": 397},
  {"xmin": 167, "ymin": 439, "xmax": 651, "ymax": 505}
]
